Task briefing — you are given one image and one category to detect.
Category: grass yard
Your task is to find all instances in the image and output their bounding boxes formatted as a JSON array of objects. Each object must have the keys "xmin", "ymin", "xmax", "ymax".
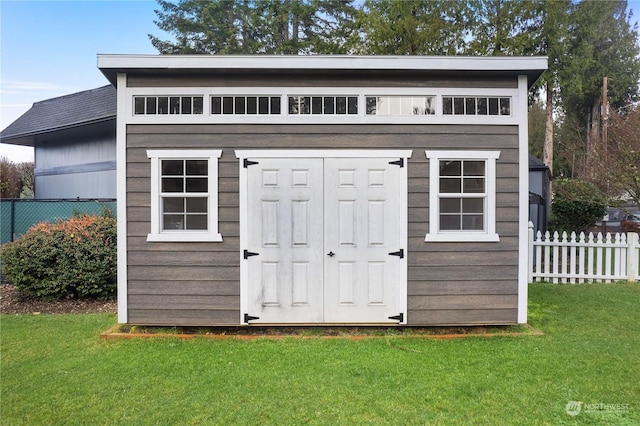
[{"xmin": 1, "ymin": 283, "xmax": 639, "ymax": 425}]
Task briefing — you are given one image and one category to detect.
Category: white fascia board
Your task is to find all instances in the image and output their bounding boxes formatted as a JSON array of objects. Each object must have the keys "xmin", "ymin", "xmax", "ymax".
[{"xmin": 98, "ymin": 54, "xmax": 548, "ymax": 73}]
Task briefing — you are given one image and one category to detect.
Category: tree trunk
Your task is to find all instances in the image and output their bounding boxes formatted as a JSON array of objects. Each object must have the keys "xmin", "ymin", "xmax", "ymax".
[{"xmin": 544, "ymin": 81, "xmax": 554, "ymax": 175}]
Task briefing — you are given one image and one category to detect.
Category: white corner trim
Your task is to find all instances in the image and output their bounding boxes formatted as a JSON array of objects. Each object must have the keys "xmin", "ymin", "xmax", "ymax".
[
  {"xmin": 116, "ymin": 73, "xmax": 128, "ymax": 324},
  {"xmin": 517, "ymin": 75, "xmax": 530, "ymax": 324}
]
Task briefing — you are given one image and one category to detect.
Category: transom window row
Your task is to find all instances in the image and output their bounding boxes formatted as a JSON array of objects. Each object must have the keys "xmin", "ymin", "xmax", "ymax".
[{"xmin": 133, "ymin": 95, "xmax": 513, "ymax": 116}]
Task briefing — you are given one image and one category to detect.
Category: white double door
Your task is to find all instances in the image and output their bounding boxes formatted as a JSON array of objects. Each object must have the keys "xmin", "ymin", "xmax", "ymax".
[{"xmin": 244, "ymin": 156, "xmax": 406, "ymax": 324}]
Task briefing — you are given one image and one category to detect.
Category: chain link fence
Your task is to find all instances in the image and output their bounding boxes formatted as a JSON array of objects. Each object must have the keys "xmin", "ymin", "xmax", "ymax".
[{"xmin": 1, "ymin": 199, "xmax": 117, "ymax": 245}]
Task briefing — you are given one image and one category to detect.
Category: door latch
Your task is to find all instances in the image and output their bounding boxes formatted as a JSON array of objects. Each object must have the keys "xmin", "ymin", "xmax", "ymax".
[{"xmin": 327, "ymin": 251, "xmax": 336, "ymax": 257}]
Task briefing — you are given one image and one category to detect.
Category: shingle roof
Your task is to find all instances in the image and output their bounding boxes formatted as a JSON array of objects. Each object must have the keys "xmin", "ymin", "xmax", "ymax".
[
  {"xmin": 528, "ymin": 154, "xmax": 549, "ymax": 170},
  {"xmin": 0, "ymin": 85, "xmax": 116, "ymax": 143}
]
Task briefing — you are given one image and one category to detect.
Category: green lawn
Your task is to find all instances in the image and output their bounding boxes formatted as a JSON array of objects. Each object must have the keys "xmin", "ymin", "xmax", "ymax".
[{"xmin": 1, "ymin": 283, "xmax": 639, "ymax": 425}]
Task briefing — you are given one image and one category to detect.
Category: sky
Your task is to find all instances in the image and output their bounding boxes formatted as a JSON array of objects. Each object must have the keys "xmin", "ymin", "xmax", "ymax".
[
  {"xmin": 1, "ymin": 0, "xmax": 164, "ymax": 161},
  {"xmin": 1, "ymin": 0, "xmax": 640, "ymax": 163}
]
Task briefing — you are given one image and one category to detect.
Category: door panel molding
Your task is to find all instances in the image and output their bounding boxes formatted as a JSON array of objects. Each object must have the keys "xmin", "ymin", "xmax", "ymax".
[{"xmin": 238, "ymin": 150, "xmax": 410, "ymax": 324}]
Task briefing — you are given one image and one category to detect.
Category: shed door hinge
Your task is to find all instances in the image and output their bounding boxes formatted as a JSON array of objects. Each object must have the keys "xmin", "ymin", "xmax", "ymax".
[
  {"xmin": 244, "ymin": 159, "xmax": 259, "ymax": 168},
  {"xmin": 388, "ymin": 313, "xmax": 404, "ymax": 323},
  {"xmin": 388, "ymin": 249, "xmax": 404, "ymax": 259},
  {"xmin": 389, "ymin": 158, "xmax": 404, "ymax": 168},
  {"xmin": 244, "ymin": 313, "xmax": 260, "ymax": 323},
  {"xmin": 243, "ymin": 250, "xmax": 260, "ymax": 259}
]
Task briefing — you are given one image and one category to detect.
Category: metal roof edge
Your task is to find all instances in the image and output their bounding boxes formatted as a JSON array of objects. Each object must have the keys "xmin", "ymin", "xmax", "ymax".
[
  {"xmin": 97, "ymin": 54, "xmax": 547, "ymax": 71},
  {"xmin": 97, "ymin": 54, "xmax": 548, "ymax": 86},
  {"xmin": 1, "ymin": 116, "xmax": 116, "ymax": 147}
]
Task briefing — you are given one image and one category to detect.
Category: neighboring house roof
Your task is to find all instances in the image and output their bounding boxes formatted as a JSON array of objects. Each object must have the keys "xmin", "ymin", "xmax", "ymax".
[
  {"xmin": 0, "ymin": 85, "xmax": 116, "ymax": 146},
  {"xmin": 528, "ymin": 154, "xmax": 549, "ymax": 171}
]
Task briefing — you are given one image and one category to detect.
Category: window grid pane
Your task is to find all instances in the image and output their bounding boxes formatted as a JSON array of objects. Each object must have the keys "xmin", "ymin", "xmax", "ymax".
[
  {"xmin": 441, "ymin": 96, "xmax": 511, "ymax": 116},
  {"xmin": 212, "ymin": 96, "xmax": 280, "ymax": 115},
  {"xmin": 438, "ymin": 159, "xmax": 487, "ymax": 231},
  {"xmin": 160, "ymin": 159, "xmax": 209, "ymax": 231},
  {"xmin": 366, "ymin": 96, "xmax": 435, "ymax": 116},
  {"xmin": 134, "ymin": 96, "xmax": 203, "ymax": 115},
  {"xmin": 289, "ymin": 96, "xmax": 358, "ymax": 115}
]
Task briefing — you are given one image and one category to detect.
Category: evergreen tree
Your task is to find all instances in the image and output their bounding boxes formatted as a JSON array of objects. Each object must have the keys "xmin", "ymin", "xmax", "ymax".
[
  {"xmin": 149, "ymin": 0, "xmax": 357, "ymax": 54},
  {"xmin": 466, "ymin": 0, "xmax": 541, "ymax": 56},
  {"xmin": 353, "ymin": 0, "xmax": 471, "ymax": 55}
]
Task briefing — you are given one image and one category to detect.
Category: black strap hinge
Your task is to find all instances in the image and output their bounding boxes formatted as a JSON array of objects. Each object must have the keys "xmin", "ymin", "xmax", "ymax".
[
  {"xmin": 389, "ymin": 158, "xmax": 404, "ymax": 168},
  {"xmin": 389, "ymin": 313, "xmax": 404, "ymax": 322},
  {"xmin": 244, "ymin": 313, "xmax": 260, "ymax": 323},
  {"xmin": 243, "ymin": 250, "xmax": 259, "ymax": 259},
  {"xmin": 388, "ymin": 249, "xmax": 404, "ymax": 259},
  {"xmin": 243, "ymin": 159, "xmax": 259, "ymax": 168}
]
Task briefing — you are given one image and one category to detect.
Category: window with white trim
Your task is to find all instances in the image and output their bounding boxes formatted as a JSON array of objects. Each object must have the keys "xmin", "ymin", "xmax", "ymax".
[
  {"xmin": 147, "ymin": 150, "xmax": 222, "ymax": 242},
  {"xmin": 425, "ymin": 150, "xmax": 500, "ymax": 242}
]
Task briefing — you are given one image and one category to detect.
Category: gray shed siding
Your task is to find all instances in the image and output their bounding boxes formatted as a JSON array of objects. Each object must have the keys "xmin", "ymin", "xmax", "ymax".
[{"xmin": 126, "ymin": 123, "xmax": 519, "ymax": 326}]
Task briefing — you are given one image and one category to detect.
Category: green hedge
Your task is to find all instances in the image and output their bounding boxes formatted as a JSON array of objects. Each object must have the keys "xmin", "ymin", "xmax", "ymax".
[
  {"xmin": 1, "ymin": 214, "xmax": 116, "ymax": 300},
  {"xmin": 549, "ymin": 178, "xmax": 607, "ymax": 234}
]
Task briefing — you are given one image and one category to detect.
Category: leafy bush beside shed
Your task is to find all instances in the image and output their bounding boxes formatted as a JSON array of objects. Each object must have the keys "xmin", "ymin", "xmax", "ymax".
[{"xmin": 1, "ymin": 214, "xmax": 116, "ymax": 300}]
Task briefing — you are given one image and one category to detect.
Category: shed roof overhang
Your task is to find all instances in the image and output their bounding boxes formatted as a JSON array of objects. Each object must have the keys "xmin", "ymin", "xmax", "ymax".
[{"xmin": 98, "ymin": 55, "xmax": 548, "ymax": 89}]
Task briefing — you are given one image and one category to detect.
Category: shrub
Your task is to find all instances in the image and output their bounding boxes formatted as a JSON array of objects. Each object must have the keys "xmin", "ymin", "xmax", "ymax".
[
  {"xmin": 1, "ymin": 214, "xmax": 116, "ymax": 300},
  {"xmin": 548, "ymin": 178, "xmax": 607, "ymax": 234}
]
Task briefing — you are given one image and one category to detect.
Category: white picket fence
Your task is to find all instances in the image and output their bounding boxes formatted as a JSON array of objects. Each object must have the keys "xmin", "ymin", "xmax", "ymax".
[{"xmin": 528, "ymin": 223, "xmax": 639, "ymax": 283}]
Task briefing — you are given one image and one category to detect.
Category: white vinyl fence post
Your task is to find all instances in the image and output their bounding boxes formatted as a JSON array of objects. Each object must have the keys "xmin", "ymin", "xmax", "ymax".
[
  {"xmin": 627, "ymin": 232, "xmax": 638, "ymax": 283},
  {"xmin": 528, "ymin": 222, "xmax": 534, "ymax": 283}
]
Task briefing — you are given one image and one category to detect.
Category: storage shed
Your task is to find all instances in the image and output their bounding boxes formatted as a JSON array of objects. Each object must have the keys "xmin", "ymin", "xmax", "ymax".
[{"xmin": 98, "ymin": 55, "xmax": 547, "ymax": 326}]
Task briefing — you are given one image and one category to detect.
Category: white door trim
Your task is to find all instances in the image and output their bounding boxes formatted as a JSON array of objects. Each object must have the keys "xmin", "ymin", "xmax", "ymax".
[
  {"xmin": 236, "ymin": 149, "xmax": 412, "ymax": 159},
  {"xmin": 237, "ymin": 149, "xmax": 411, "ymax": 324}
]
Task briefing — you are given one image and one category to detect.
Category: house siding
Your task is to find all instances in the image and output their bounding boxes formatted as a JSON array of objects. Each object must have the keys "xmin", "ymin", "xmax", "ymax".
[
  {"xmin": 34, "ymin": 121, "xmax": 116, "ymax": 199},
  {"xmin": 126, "ymin": 123, "xmax": 519, "ymax": 325}
]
